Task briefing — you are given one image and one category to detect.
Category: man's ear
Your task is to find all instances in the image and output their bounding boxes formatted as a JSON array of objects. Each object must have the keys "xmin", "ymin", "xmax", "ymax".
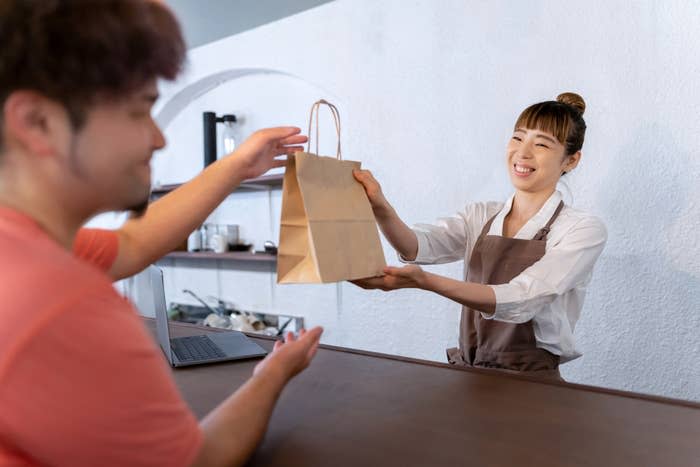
[{"xmin": 3, "ymin": 91, "xmax": 70, "ymax": 158}]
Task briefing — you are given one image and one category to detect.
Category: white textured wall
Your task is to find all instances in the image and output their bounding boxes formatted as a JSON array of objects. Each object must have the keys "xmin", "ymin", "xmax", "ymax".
[{"xmin": 99, "ymin": 0, "xmax": 699, "ymax": 401}]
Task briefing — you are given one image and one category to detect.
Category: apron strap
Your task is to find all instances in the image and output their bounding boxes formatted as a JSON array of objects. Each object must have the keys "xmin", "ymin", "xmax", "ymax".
[
  {"xmin": 478, "ymin": 212, "xmax": 500, "ymax": 239},
  {"xmin": 532, "ymin": 200, "xmax": 565, "ymax": 241},
  {"xmin": 479, "ymin": 199, "xmax": 565, "ymax": 242}
]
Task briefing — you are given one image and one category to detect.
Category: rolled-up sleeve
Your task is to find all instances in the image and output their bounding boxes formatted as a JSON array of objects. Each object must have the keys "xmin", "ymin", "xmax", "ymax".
[
  {"xmin": 399, "ymin": 202, "xmax": 502, "ymax": 265},
  {"xmin": 399, "ymin": 215, "xmax": 470, "ymax": 265},
  {"xmin": 486, "ymin": 216, "xmax": 607, "ymax": 323}
]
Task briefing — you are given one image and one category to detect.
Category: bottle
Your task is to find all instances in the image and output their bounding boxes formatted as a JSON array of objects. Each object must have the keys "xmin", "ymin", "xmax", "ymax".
[
  {"xmin": 224, "ymin": 224, "xmax": 239, "ymax": 248},
  {"xmin": 221, "ymin": 114, "xmax": 237, "ymax": 155},
  {"xmin": 187, "ymin": 229, "xmax": 202, "ymax": 252},
  {"xmin": 200, "ymin": 224, "xmax": 211, "ymax": 251},
  {"xmin": 210, "ymin": 225, "xmax": 228, "ymax": 253}
]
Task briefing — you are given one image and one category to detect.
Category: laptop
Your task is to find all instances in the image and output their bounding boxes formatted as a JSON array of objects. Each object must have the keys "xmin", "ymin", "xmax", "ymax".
[{"xmin": 149, "ymin": 266, "xmax": 268, "ymax": 367}]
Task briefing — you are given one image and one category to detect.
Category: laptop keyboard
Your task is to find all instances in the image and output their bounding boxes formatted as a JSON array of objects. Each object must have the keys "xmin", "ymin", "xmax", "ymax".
[{"xmin": 171, "ymin": 335, "xmax": 226, "ymax": 362}]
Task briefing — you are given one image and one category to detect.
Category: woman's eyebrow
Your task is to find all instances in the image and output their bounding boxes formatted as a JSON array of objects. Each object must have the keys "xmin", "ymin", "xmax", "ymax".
[{"xmin": 534, "ymin": 133, "xmax": 557, "ymax": 144}]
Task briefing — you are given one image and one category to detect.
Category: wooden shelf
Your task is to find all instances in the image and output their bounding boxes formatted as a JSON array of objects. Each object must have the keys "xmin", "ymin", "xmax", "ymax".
[
  {"xmin": 150, "ymin": 173, "xmax": 283, "ymax": 196},
  {"xmin": 163, "ymin": 251, "xmax": 277, "ymax": 263}
]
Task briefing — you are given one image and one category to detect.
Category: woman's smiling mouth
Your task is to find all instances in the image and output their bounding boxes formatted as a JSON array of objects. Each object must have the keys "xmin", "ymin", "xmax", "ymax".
[{"xmin": 513, "ymin": 163, "xmax": 535, "ymax": 177}]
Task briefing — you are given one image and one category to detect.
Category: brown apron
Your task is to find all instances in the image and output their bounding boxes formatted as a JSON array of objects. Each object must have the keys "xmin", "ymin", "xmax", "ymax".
[{"xmin": 446, "ymin": 201, "xmax": 565, "ymax": 380}]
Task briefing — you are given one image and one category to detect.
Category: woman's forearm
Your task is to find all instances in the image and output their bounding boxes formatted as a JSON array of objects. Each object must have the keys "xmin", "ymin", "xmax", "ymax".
[
  {"xmin": 374, "ymin": 205, "xmax": 419, "ymax": 261},
  {"xmin": 421, "ymin": 272, "xmax": 496, "ymax": 315}
]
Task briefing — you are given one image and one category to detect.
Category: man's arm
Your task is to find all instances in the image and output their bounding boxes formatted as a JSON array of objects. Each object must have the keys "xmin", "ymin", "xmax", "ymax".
[
  {"xmin": 191, "ymin": 328, "xmax": 323, "ymax": 467},
  {"xmin": 108, "ymin": 127, "xmax": 306, "ymax": 281}
]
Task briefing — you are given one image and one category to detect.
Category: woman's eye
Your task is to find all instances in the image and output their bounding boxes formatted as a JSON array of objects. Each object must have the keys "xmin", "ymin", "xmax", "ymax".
[
  {"xmin": 512, "ymin": 136, "xmax": 522, "ymax": 141},
  {"xmin": 536, "ymin": 143, "xmax": 549, "ymax": 148}
]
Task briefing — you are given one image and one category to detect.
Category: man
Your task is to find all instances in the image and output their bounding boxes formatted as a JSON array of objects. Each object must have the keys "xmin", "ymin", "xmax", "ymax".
[{"xmin": 0, "ymin": 1, "xmax": 322, "ymax": 466}]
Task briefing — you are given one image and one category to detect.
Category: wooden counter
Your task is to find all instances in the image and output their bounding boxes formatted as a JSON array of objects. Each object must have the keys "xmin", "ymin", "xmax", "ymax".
[{"xmin": 145, "ymin": 318, "xmax": 700, "ymax": 467}]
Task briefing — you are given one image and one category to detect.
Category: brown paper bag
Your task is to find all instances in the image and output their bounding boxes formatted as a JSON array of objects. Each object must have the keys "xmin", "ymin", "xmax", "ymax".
[{"xmin": 277, "ymin": 100, "xmax": 386, "ymax": 284}]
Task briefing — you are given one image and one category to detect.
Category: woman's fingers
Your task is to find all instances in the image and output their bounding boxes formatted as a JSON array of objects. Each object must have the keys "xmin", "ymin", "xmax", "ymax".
[{"xmin": 352, "ymin": 169, "xmax": 375, "ymax": 185}]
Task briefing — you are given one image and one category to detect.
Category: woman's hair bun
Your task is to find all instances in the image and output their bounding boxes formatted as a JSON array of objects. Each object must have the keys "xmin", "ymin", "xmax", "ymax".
[{"xmin": 556, "ymin": 92, "xmax": 585, "ymax": 115}]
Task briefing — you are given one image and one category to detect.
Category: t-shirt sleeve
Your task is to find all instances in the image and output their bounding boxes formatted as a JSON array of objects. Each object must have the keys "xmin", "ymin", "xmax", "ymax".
[
  {"xmin": 0, "ymin": 289, "xmax": 203, "ymax": 467},
  {"xmin": 72, "ymin": 228, "xmax": 119, "ymax": 272}
]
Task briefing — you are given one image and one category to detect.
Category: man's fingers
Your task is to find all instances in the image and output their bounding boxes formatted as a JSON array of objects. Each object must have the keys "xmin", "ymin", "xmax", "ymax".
[
  {"xmin": 279, "ymin": 134, "xmax": 308, "ymax": 146},
  {"xmin": 300, "ymin": 326, "xmax": 323, "ymax": 343},
  {"xmin": 277, "ymin": 146, "xmax": 304, "ymax": 155},
  {"xmin": 305, "ymin": 339, "xmax": 321, "ymax": 365},
  {"xmin": 261, "ymin": 126, "xmax": 303, "ymax": 139},
  {"xmin": 302, "ymin": 327, "xmax": 323, "ymax": 362}
]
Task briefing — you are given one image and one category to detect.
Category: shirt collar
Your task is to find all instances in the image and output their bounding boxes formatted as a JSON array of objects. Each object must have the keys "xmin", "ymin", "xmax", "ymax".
[{"xmin": 488, "ymin": 190, "xmax": 563, "ymax": 239}]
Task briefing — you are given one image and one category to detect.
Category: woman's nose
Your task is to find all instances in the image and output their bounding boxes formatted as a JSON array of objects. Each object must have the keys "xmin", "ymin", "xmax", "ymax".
[{"xmin": 515, "ymin": 142, "xmax": 534, "ymax": 159}]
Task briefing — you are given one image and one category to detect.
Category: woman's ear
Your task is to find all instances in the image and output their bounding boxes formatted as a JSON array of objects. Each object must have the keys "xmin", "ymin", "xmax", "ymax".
[{"xmin": 562, "ymin": 151, "xmax": 582, "ymax": 174}]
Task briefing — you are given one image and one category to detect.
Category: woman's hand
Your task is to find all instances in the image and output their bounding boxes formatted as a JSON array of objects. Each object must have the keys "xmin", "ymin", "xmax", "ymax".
[
  {"xmin": 353, "ymin": 169, "xmax": 419, "ymax": 260},
  {"xmin": 351, "ymin": 265, "xmax": 428, "ymax": 291},
  {"xmin": 352, "ymin": 266, "xmax": 497, "ymax": 315},
  {"xmin": 353, "ymin": 169, "xmax": 391, "ymax": 217}
]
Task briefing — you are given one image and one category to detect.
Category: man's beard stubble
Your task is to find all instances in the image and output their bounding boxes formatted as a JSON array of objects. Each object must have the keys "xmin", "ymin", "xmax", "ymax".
[
  {"xmin": 127, "ymin": 199, "xmax": 149, "ymax": 219},
  {"xmin": 67, "ymin": 134, "xmax": 151, "ymax": 219}
]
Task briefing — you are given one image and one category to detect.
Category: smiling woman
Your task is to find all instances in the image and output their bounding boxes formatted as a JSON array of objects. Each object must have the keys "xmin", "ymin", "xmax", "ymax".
[
  {"xmin": 352, "ymin": 92, "xmax": 607, "ymax": 381},
  {"xmin": 503, "ymin": 93, "xmax": 586, "ymax": 236}
]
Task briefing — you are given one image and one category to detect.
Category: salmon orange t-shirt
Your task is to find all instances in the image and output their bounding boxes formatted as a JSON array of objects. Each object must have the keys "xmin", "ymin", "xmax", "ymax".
[{"xmin": 0, "ymin": 207, "xmax": 203, "ymax": 466}]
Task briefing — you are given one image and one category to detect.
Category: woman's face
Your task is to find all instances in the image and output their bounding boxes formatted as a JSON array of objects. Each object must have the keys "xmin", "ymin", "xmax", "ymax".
[{"xmin": 506, "ymin": 127, "xmax": 579, "ymax": 194}]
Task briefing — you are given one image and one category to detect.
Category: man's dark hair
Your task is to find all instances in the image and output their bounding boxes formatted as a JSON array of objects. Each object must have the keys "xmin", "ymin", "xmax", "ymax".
[{"xmin": 0, "ymin": 0, "xmax": 186, "ymax": 148}]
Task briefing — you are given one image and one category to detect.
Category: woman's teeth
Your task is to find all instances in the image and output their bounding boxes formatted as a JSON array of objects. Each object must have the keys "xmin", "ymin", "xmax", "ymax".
[{"xmin": 515, "ymin": 164, "xmax": 534, "ymax": 174}]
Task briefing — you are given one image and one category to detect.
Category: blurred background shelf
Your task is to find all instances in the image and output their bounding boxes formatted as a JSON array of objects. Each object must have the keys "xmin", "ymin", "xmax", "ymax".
[
  {"xmin": 164, "ymin": 251, "xmax": 277, "ymax": 263},
  {"xmin": 151, "ymin": 173, "xmax": 283, "ymax": 196}
]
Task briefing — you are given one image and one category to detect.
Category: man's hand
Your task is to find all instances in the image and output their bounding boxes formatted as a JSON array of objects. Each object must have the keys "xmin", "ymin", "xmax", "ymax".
[
  {"xmin": 253, "ymin": 327, "xmax": 323, "ymax": 383},
  {"xmin": 351, "ymin": 265, "xmax": 428, "ymax": 291},
  {"xmin": 195, "ymin": 326, "xmax": 323, "ymax": 467},
  {"xmin": 231, "ymin": 127, "xmax": 308, "ymax": 180}
]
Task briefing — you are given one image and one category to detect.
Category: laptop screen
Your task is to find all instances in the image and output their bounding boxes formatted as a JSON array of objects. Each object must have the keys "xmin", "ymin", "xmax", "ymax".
[{"xmin": 148, "ymin": 266, "xmax": 173, "ymax": 364}]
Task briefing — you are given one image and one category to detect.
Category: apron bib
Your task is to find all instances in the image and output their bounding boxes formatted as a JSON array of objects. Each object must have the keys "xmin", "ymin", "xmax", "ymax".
[{"xmin": 447, "ymin": 201, "xmax": 565, "ymax": 379}]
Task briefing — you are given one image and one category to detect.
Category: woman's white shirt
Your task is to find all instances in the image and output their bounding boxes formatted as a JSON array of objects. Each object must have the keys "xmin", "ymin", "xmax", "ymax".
[{"xmin": 401, "ymin": 190, "xmax": 607, "ymax": 362}]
